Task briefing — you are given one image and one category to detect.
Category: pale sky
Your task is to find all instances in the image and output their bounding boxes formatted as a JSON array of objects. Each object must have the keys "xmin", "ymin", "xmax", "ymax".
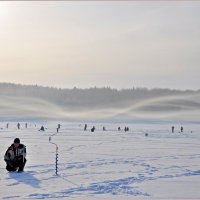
[{"xmin": 0, "ymin": 1, "xmax": 200, "ymax": 90}]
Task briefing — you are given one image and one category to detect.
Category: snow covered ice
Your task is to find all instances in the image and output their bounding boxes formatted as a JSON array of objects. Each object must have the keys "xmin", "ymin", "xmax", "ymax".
[{"xmin": 0, "ymin": 122, "xmax": 200, "ymax": 199}]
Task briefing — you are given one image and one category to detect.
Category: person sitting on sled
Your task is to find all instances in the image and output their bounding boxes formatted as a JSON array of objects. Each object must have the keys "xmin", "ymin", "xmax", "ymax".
[{"xmin": 4, "ymin": 138, "xmax": 27, "ymax": 172}]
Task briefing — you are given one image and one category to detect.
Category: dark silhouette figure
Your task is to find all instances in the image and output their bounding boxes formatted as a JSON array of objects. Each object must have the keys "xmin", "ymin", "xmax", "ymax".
[
  {"xmin": 118, "ymin": 127, "xmax": 121, "ymax": 131},
  {"xmin": 181, "ymin": 126, "xmax": 183, "ymax": 132},
  {"xmin": 4, "ymin": 138, "xmax": 27, "ymax": 172},
  {"xmin": 172, "ymin": 126, "xmax": 175, "ymax": 133},
  {"xmin": 91, "ymin": 126, "xmax": 95, "ymax": 132},
  {"xmin": 39, "ymin": 126, "xmax": 45, "ymax": 131},
  {"xmin": 25, "ymin": 123, "xmax": 28, "ymax": 128},
  {"xmin": 6, "ymin": 123, "xmax": 9, "ymax": 129},
  {"xmin": 17, "ymin": 123, "xmax": 20, "ymax": 129},
  {"xmin": 58, "ymin": 124, "xmax": 61, "ymax": 129},
  {"xmin": 84, "ymin": 124, "xmax": 87, "ymax": 131}
]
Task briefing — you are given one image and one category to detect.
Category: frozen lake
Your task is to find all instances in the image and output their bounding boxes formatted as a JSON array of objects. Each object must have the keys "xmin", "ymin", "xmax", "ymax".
[{"xmin": 0, "ymin": 122, "xmax": 200, "ymax": 199}]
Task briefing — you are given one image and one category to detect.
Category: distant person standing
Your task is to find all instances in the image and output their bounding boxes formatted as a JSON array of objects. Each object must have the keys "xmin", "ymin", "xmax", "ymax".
[
  {"xmin": 172, "ymin": 126, "xmax": 175, "ymax": 133},
  {"xmin": 57, "ymin": 124, "xmax": 61, "ymax": 133},
  {"xmin": 25, "ymin": 123, "xmax": 28, "ymax": 128},
  {"xmin": 17, "ymin": 123, "xmax": 20, "ymax": 129},
  {"xmin": 181, "ymin": 126, "xmax": 183, "ymax": 133},
  {"xmin": 118, "ymin": 127, "xmax": 121, "ymax": 131},
  {"xmin": 84, "ymin": 124, "xmax": 87, "ymax": 131},
  {"xmin": 6, "ymin": 123, "xmax": 9, "ymax": 129}
]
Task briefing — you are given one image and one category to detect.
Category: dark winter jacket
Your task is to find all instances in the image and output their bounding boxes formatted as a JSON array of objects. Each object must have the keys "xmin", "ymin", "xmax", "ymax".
[{"xmin": 4, "ymin": 144, "xmax": 26, "ymax": 162}]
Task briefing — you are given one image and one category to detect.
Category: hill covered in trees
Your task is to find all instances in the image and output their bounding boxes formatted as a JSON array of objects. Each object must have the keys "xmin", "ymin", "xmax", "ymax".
[{"xmin": 0, "ymin": 82, "xmax": 200, "ymax": 121}]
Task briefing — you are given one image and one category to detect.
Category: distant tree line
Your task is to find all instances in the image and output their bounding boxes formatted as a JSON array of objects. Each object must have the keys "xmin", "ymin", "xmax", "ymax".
[{"xmin": 0, "ymin": 82, "xmax": 199, "ymax": 109}]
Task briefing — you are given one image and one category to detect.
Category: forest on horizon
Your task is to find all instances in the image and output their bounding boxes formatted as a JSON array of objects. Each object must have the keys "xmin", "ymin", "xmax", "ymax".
[{"xmin": 0, "ymin": 82, "xmax": 199, "ymax": 109}]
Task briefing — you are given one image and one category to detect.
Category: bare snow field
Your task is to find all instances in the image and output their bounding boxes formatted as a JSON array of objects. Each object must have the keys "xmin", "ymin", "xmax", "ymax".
[{"xmin": 0, "ymin": 122, "xmax": 200, "ymax": 199}]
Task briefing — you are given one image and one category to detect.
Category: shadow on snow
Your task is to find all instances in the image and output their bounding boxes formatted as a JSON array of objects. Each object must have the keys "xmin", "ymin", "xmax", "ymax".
[{"xmin": 9, "ymin": 171, "xmax": 40, "ymax": 188}]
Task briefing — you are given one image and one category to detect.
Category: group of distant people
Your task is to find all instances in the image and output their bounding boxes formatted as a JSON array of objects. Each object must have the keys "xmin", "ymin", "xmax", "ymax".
[
  {"xmin": 6, "ymin": 122, "xmax": 35, "ymax": 130},
  {"xmin": 17, "ymin": 123, "xmax": 28, "ymax": 129},
  {"xmin": 84, "ymin": 124, "xmax": 130, "ymax": 133},
  {"xmin": 84, "ymin": 124, "xmax": 96, "ymax": 132},
  {"xmin": 8, "ymin": 123, "xmax": 186, "ymax": 135},
  {"xmin": 83, "ymin": 124, "xmax": 185, "ymax": 134},
  {"xmin": 117, "ymin": 126, "xmax": 129, "ymax": 132},
  {"xmin": 171, "ymin": 126, "xmax": 184, "ymax": 133}
]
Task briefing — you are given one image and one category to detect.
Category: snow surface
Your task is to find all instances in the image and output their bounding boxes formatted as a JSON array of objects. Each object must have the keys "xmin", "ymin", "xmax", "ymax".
[{"xmin": 0, "ymin": 122, "xmax": 200, "ymax": 199}]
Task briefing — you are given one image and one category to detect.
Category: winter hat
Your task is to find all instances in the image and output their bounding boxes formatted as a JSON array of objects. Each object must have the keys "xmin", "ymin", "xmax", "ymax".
[{"xmin": 14, "ymin": 138, "xmax": 20, "ymax": 144}]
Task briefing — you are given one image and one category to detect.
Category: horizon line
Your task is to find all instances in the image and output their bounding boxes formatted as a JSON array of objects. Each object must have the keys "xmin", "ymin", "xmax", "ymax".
[{"xmin": 0, "ymin": 81, "xmax": 199, "ymax": 92}]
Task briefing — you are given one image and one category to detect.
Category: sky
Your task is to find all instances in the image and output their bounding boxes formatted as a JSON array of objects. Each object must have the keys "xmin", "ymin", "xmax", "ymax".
[{"xmin": 0, "ymin": 1, "xmax": 200, "ymax": 90}]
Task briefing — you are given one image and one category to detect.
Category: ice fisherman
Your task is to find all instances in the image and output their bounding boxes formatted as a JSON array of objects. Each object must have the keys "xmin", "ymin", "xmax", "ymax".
[
  {"xmin": 39, "ymin": 126, "xmax": 45, "ymax": 131},
  {"xmin": 181, "ymin": 126, "xmax": 183, "ymax": 132},
  {"xmin": 91, "ymin": 126, "xmax": 95, "ymax": 132},
  {"xmin": 125, "ymin": 126, "xmax": 127, "ymax": 132},
  {"xmin": 172, "ymin": 126, "xmax": 175, "ymax": 133},
  {"xmin": 4, "ymin": 138, "xmax": 27, "ymax": 172},
  {"xmin": 84, "ymin": 124, "xmax": 87, "ymax": 131},
  {"xmin": 17, "ymin": 123, "xmax": 20, "ymax": 129}
]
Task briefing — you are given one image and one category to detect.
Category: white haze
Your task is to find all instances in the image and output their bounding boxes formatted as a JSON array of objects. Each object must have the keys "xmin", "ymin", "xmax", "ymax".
[{"xmin": 1, "ymin": 93, "xmax": 200, "ymax": 122}]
